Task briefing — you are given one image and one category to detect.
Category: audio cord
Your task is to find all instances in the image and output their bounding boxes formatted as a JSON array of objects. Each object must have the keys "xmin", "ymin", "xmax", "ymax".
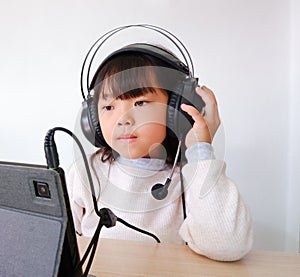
[{"xmin": 44, "ymin": 127, "xmax": 160, "ymax": 277}]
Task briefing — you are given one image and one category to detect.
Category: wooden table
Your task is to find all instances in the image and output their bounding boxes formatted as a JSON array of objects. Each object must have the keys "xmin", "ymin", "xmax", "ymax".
[{"xmin": 77, "ymin": 236, "xmax": 300, "ymax": 276}]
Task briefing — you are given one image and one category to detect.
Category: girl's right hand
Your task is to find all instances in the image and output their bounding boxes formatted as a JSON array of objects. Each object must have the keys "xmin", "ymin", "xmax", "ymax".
[{"xmin": 181, "ymin": 85, "xmax": 221, "ymax": 148}]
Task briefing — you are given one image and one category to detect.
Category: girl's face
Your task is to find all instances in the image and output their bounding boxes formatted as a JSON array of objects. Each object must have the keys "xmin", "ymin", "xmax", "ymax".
[{"xmin": 98, "ymin": 89, "xmax": 169, "ymax": 159}]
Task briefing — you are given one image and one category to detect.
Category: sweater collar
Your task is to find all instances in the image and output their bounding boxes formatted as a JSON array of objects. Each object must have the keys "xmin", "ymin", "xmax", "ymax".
[{"xmin": 116, "ymin": 156, "xmax": 168, "ymax": 171}]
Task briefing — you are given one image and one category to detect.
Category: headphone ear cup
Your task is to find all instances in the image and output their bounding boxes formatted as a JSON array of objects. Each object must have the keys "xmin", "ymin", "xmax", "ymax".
[
  {"xmin": 167, "ymin": 79, "xmax": 200, "ymax": 139},
  {"xmin": 81, "ymin": 98, "xmax": 108, "ymax": 147},
  {"xmin": 167, "ymin": 81, "xmax": 192, "ymax": 139}
]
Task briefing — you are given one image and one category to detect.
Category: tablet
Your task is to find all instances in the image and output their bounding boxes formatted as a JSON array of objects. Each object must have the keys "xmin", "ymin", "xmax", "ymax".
[{"xmin": 0, "ymin": 161, "xmax": 82, "ymax": 277}]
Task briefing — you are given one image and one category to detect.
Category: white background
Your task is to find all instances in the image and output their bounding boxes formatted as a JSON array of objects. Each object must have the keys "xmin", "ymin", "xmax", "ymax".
[{"xmin": 0, "ymin": 0, "xmax": 299, "ymax": 252}]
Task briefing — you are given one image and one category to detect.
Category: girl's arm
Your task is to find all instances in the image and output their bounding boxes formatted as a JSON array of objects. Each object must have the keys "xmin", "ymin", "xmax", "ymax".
[
  {"xmin": 179, "ymin": 86, "xmax": 253, "ymax": 261},
  {"xmin": 179, "ymin": 156, "xmax": 253, "ymax": 261}
]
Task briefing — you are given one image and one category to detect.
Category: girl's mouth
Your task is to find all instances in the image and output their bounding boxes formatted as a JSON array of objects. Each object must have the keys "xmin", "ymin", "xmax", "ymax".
[{"xmin": 117, "ymin": 134, "xmax": 138, "ymax": 142}]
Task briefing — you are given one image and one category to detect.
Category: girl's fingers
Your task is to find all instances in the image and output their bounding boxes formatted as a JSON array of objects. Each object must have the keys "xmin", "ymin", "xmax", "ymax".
[
  {"xmin": 180, "ymin": 103, "xmax": 206, "ymax": 127},
  {"xmin": 196, "ymin": 86, "xmax": 217, "ymax": 109}
]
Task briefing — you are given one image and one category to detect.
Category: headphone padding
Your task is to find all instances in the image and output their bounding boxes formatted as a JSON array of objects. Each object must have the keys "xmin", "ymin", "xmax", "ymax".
[
  {"xmin": 81, "ymin": 99, "xmax": 108, "ymax": 147},
  {"xmin": 167, "ymin": 92, "xmax": 181, "ymax": 138}
]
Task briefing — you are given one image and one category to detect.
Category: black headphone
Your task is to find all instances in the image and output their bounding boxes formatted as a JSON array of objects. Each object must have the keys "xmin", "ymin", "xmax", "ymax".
[{"xmin": 80, "ymin": 24, "xmax": 205, "ymax": 148}]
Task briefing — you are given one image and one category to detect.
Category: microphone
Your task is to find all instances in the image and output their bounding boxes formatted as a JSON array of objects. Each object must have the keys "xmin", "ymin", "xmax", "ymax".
[
  {"xmin": 151, "ymin": 178, "xmax": 171, "ymax": 200},
  {"xmin": 151, "ymin": 140, "xmax": 182, "ymax": 200}
]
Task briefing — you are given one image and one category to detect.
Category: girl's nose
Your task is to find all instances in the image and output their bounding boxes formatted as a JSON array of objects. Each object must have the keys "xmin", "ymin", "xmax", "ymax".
[{"xmin": 117, "ymin": 110, "xmax": 135, "ymax": 126}]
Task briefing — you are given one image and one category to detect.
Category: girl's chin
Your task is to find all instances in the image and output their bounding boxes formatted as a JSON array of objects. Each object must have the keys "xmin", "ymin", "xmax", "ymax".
[{"xmin": 113, "ymin": 143, "xmax": 165, "ymax": 160}]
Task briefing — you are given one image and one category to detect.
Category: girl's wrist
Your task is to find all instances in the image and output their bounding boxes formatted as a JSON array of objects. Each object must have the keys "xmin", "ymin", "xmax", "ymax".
[{"xmin": 185, "ymin": 142, "xmax": 215, "ymax": 162}]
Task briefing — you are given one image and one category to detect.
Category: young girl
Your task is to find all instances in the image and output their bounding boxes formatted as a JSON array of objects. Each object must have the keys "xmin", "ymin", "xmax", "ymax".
[{"xmin": 67, "ymin": 44, "xmax": 253, "ymax": 262}]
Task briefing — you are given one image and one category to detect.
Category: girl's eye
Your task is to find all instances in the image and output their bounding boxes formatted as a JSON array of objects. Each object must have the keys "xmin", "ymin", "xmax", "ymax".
[
  {"xmin": 135, "ymin": 101, "xmax": 149, "ymax": 107},
  {"xmin": 103, "ymin": 105, "xmax": 114, "ymax": 111}
]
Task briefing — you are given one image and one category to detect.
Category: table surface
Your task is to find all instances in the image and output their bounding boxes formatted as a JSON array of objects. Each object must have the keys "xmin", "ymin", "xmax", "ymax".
[{"xmin": 77, "ymin": 236, "xmax": 300, "ymax": 277}]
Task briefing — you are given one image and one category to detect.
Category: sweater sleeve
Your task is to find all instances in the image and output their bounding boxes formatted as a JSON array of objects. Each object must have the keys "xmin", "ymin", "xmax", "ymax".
[
  {"xmin": 179, "ymin": 157, "xmax": 253, "ymax": 261},
  {"xmin": 66, "ymin": 160, "xmax": 95, "ymax": 236}
]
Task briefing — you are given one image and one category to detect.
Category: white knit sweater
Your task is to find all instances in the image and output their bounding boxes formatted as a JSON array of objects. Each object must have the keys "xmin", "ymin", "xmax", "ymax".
[{"xmin": 66, "ymin": 143, "xmax": 253, "ymax": 261}]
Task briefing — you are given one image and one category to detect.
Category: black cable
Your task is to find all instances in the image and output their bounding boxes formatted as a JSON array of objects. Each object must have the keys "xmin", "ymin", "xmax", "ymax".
[
  {"xmin": 179, "ymin": 160, "xmax": 188, "ymax": 246},
  {"xmin": 45, "ymin": 128, "xmax": 161, "ymax": 241},
  {"xmin": 46, "ymin": 127, "xmax": 101, "ymax": 217},
  {"xmin": 117, "ymin": 218, "xmax": 160, "ymax": 243},
  {"xmin": 82, "ymin": 221, "xmax": 103, "ymax": 277},
  {"xmin": 179, "ymin": 160, "xmax": 187, "ymax": 220},
  {"xmin": 45, "ymin": 127, "xmax": 161, "ymax": 275},
  {"xmin": 73, "ymin": 220, "xmax": 103, "ymax": 277}
]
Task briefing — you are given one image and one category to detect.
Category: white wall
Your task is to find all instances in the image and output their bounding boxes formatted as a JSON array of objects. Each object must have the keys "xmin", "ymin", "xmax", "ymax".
[
  {"xmin": 286, "ymin": 0, "xmax": 300, "ymax": 252},
  {"xmin": 0, "ymin": 0, "xmax": 298, "ymax": 252}
]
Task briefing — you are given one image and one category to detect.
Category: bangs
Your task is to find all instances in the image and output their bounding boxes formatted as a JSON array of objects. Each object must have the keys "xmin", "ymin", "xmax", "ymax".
[
  {"xmin": 99, "ymin": 66, "xmax": 161, "ymax": 100},
  {"xmin": 92, "ymin": 53, "xmax": 171, "ymax": 102}
]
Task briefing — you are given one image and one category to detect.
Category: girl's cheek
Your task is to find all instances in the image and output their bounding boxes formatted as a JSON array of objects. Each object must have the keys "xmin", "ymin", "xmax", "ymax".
[{"xmin": 137, "ymin": 104, "xmax": 167, "ymax": 125}]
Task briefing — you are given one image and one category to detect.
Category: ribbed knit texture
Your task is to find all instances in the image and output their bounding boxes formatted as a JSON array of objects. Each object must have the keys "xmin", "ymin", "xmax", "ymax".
[{"xmin": 66, "ymin": 145, "xmax": 253, "ymax": 261}]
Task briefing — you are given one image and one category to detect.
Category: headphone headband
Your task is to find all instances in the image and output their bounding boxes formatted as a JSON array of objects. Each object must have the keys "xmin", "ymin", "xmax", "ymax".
[
  {"xmin": 99, "ymin": 43, "xmax": 189, "ymax": 73},
  {"xmin": 89, "ymin": 43, "xmax": 190, "ymax": 91},
  {"xmin": 80, "ymin": 24, "xmax": 194, "ymax": 101}
]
